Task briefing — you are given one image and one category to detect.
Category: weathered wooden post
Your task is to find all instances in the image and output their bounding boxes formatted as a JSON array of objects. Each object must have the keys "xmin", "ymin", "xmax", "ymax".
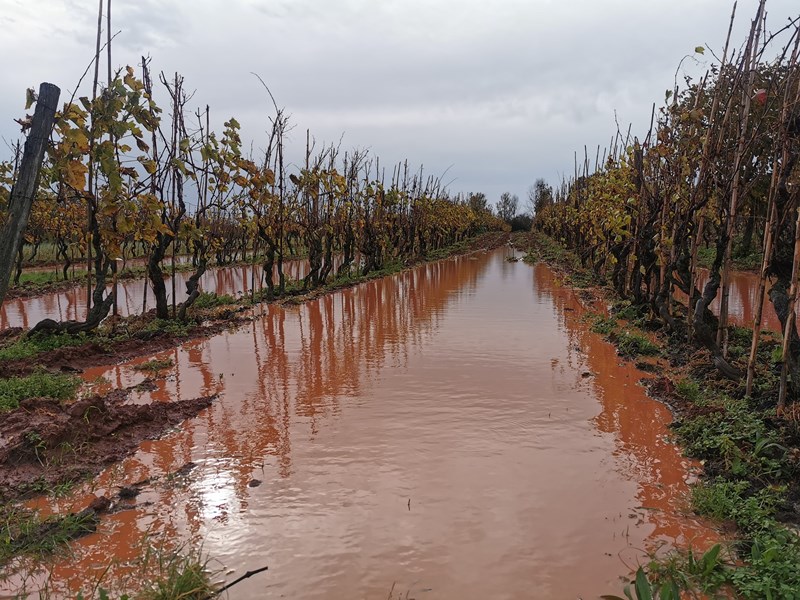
[{"xmin": 0, "ymin": 82, "xmax": 61, "ymax": 308}]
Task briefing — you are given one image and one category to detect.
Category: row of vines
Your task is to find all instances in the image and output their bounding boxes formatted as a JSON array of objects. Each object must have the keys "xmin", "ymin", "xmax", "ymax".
[
  {"xmin": 0, "ymin": 61, "xmax": 506, "ymax": 332},
  {"xmin": 535, "ymin": 0, "xmax": 800, "ymax": 408}
]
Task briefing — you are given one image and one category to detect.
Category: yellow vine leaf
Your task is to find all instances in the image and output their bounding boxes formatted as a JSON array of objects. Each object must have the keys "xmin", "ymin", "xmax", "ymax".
[{"xmin": 64, "ymin": 160, "xmax": 88, "ymax": 191}]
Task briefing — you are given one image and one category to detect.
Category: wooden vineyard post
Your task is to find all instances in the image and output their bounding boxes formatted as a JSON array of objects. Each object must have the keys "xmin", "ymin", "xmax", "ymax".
[
  {"xmin": 746, "ymin": 194, "xmax": 777, "ymax": 396},
  {"xmin": 779, "ymin": 203, "xmax": 800, "ymax": 411},
  {"xmin": 0, "ymin": 82, "xmax": 61, "ymax": 306},
  {"xmin": 718, "ymin": 0, "xmax": 764, "ymax": 357}
]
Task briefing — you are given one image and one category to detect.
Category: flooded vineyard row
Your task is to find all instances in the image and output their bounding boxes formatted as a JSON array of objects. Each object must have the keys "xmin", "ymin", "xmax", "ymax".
[
  {"xmin": 3, "ymin": 260, "xmax": 785, "ymax": 335},
  {"xmin": 7, "ymin": 249, "xmax": 717, "ymax": 599}
]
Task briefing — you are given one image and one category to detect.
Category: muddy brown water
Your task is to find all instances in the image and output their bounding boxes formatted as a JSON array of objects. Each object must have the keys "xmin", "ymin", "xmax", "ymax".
[
  {"xmin": 3, "ymin": 249, "xmax": 719, "ymax": 599},
  {"xmin": 689, "ymin": 269, "xmax": 785, "ymax": 332},
  {"xmin": 2, "ymin": 256, "xmax": 781, "ymax": 334},
  {"xmin": 0, "ymin": 261, "xmax": 311, "ymax": 329}
]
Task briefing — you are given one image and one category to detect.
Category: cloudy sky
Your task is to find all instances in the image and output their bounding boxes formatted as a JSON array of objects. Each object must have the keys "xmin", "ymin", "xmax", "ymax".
[{"xmin": 1, "ymin": 0, "xmax": 797, "ymax": 209}]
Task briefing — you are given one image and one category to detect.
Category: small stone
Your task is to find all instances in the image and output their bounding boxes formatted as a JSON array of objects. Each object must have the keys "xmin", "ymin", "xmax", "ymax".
[{"xmin": 248, "ymin": 479, "xmax": 262, "ymax": 488}]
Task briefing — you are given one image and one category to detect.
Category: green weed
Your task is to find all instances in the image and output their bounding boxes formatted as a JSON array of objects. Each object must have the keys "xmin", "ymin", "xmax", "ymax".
[
  {"xmin": 674, "ymin": 378, "xmax": 702, "ymax": 404},
  {"xmin": 771, "ymin": 345, "xmax": 784, "ymax": 364},
  {"xmin": 673, "ymin": 397, "xmax": 792, "ymax": 481},
  {"xmin": 14, "ymin": 269, "xmax": 88, "ymax": 288},
  {"xmin": 590, "ymin": 315, "xmax": 617, "ymax": 335},
  {"xmin": 191, "ymin": 291, "xmax": 237, "ymax": 309},
  {"xmin": 604, "ymin": 544, "xmax": 728, "ymax": 600},
  {"xmin": 614, "ymin": 330, "xmax": 659, "ymax": 357},
  {"xmin": 141, "ymin": 319, "xmax": 191, "ymax": 338},
  {"xmin": 133, "ymin": 358, "xmax": 175, "ymax": 375},
  {"xmin": 0, "ymin": 506, "xmax": 98, "ymax": 566},
  {"xmin": 613, "ymin": 301, "xmax": 648, "ymax": 325},
  {"xmin": 602, "ymin": 566, "xmax": 688, "ymax": 600},
  {"xmin": 0, "ymin": 331, "xmax": 89, "ymax": 362},
  {"xmin": 134, "ymin": 544, "xmax": 217, "ymax": 600},
  {"xmin": 0, "ymin": 372, "xmax": 81, "ymax": 412},
  {"xmin": 25, "ymin": 431, "xmax": 47, "ymax": 466},
  {"xmin": 730, "ymin": 528, "xmax": 800, "ymax": 599},
  {"xmin": 728, "ymin": 326, "xmax": 753, "ymax": 347}
]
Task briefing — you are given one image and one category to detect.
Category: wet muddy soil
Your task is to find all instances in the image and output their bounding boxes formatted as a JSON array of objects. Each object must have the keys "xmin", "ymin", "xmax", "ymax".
[
  {"xmin": 0, "ymin": 314, "xmax": 251, "ymax": 380},
  {"xmin": 0, "ymin": 389, "xmax": 214, "ymax": 502}
]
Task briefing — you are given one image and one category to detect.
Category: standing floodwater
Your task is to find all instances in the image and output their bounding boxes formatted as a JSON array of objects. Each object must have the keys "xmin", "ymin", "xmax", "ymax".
[
  {"xmin": 9, "ymin": 249, "xmax": 716, "ymax": 599},
  {"xmin": 0, "ymin": 260, "xmax": 311, "ymax": 330}
]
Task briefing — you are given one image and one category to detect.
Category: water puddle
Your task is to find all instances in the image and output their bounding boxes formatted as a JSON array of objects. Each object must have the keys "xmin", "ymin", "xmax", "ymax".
[
  {"xmin": 4, "ymin": 250, "xmax": 718, "ymax": 598},
  {"xmin": 682, "ymin": 269, "xmax": 786, "ymax": 332}
]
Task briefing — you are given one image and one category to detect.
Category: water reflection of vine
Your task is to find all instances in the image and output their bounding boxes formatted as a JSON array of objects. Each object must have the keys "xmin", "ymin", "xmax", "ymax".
[
  {"xmin": 14, "ymin": 253, "xmax": 492, "ymax": 596},
  {"xmin": 0, "ymin": 259, "xmax": 313, "ymax": 329},
  {"xmin": 531, "ymin": 263, "xmax": 717, "ymax": 554}
]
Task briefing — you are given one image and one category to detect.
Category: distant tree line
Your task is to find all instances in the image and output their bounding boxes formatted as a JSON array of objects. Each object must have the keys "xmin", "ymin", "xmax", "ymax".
[{"xmin": 479, "ymin": 178, "xmax": 554, "ymax": 232}]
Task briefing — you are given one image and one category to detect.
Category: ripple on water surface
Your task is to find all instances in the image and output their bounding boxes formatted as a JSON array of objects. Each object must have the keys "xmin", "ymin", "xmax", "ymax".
[{"xmin": 7, "ymin": 250, "xmax": 717, "ymax": 599}]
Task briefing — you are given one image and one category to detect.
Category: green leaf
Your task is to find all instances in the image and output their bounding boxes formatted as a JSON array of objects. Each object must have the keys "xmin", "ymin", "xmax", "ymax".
[
  {"xmin": 762, "ymin": 545, "xmax": 778, "ymax": 564},
  {"xmin": 702, "ymin": 543, "xmax": 722, "ymax": 574},
  {"xmin": 634, "ymin": 568, "xmax": 653, "ymax": 600},
  {"xmin": 695, "ymin": 46, "xmax": 705, "ymax": 54},
  {"xmin": 659, "ymin": 581, "xmax": 680, "ymax": 600}
]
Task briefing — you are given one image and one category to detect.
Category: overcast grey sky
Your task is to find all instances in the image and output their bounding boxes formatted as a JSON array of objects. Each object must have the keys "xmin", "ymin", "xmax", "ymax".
[{"xmin": 1, "ymin": 0, "xmax": 797, "ymax": 208}]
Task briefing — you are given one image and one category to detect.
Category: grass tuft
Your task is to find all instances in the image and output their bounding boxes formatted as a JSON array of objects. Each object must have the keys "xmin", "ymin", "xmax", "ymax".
[
  {"xmin": 0, "ymin": 506, "xmax": 99, "ymax": 566},
  {"xmin": 0, "ymin": 332, "xmax": 89, "ymax": 362},
  {"xmin": 614, "ymin": 330, "xmax": 660, "ymax": 357},
  {"xmin": 134, "ymin": 545, "xmax": 217, "ymax": 600},
  {"xmin": 133, "ymin": 358, "xmax": 175, "ymax": 375},
  {"xmin": 0, "ymin": 372, "xmax": 81, "ymax": 412},
  {"xmin": 192, "ymin": 291, "xmax": 237, "ymax": 310},
  {"xmin": 590, "ymin": 315, "xmax": 617, "ymax": 335}
]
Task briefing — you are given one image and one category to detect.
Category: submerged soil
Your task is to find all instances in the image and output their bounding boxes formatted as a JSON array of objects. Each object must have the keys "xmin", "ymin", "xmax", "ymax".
[{"xmin": 0, "ymin": 389, "xmax": 214, "ymax": 502}]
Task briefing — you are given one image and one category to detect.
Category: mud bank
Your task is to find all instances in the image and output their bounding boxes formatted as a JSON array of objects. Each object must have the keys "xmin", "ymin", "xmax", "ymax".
[{"xmin": 0, "ymin": 389, "xmax": 214, "ymax": 501}]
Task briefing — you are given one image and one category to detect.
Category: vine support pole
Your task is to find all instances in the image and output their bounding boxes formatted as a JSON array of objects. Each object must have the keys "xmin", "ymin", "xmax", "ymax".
[
  {"xmin": 0, "ymin": 82, "xmax": 61, "ymax": 307},
  {"xmin": 718, "ymin": 0, "xmax": 765, "ymax": 357}
]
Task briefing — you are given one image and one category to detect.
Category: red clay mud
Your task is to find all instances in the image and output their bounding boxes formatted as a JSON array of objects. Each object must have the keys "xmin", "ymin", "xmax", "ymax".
[{"xmin": 0, "ymin": 388, "xmax": 214, "ymax": 501}]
